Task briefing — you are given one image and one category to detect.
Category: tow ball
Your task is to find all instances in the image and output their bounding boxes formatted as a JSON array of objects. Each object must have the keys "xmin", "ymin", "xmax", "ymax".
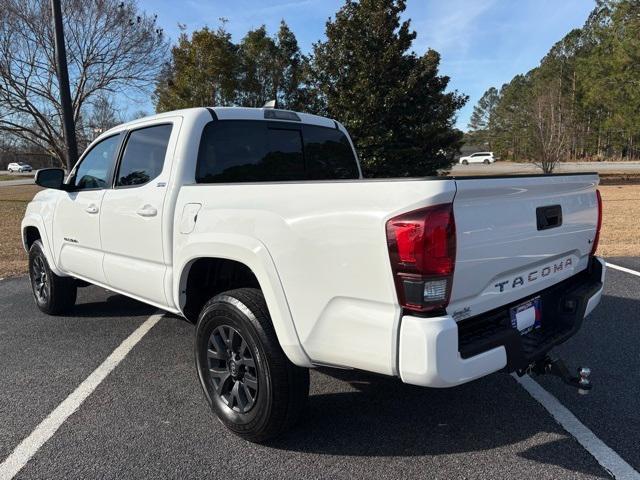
[{"xmin": 517, "ymin": 356, "xmax": 592, "ymax": 395}]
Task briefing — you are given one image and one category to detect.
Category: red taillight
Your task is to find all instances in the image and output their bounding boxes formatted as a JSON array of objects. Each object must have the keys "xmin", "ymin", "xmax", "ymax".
[
  {"xmin": 386, "ymin": 203, "xmax": 456, "ymax": 313},
  {"xmin": 590, "ymin": 189, "xmax": 603, "ymax": 256}
]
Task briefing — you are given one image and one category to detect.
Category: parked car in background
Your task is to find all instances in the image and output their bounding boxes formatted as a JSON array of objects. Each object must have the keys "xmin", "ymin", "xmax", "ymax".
[
  {"xmin": 7, "ymin": 162, "xmax": 33, "ymax": 172},
  {"xmin": 459, "ymin": 152, "xmax": 495, "ymax": 165}
]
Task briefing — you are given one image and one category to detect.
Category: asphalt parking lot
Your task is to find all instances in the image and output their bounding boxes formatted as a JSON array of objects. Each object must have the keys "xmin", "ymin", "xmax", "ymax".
[{"xmin": 1, "ymin": 260, "xmax": 639, "ymax": 479}]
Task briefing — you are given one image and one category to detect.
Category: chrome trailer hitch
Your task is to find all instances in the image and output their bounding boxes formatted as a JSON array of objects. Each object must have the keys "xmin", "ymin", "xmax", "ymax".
[{"xmin": 517, "ymin": 355, "xmax": 592, "ymax": 395}]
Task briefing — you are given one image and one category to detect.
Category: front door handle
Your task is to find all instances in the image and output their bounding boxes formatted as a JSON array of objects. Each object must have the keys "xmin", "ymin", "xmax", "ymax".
[
  {"xmin": 85, "ymin": 204, "xmax": 99, "ymax": 214},
  {"xmin": 136, "ymin": 205, "xmax": 158, "ymax": 217}
]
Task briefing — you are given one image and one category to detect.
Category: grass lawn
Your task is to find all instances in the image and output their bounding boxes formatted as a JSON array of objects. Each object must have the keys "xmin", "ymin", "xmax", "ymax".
[
  {"xmin": 597, "ymin": 184, "xmax": 640, "ymax": 257},
  {"xmin": 0, "ymin": 185, "xmax": 42, "ymax": 278},
  {"xmin": 0, "ymin": 184, "xmax": 638, "ymax": 279}
]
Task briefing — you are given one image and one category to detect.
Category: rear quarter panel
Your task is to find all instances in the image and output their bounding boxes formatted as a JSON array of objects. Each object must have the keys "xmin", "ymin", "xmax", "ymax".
[{"xmin": 174, "ymin": 179, "xmax": 455, "ymax": 375}]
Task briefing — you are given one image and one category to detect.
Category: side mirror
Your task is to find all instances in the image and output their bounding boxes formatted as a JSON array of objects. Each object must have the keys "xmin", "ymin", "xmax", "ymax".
[{"xmin": 35, "ymin": 168, "xmax": 66, "ymax": 190}]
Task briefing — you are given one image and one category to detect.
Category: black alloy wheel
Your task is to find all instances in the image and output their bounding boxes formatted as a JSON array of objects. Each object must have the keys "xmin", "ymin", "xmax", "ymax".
[
  {"xmin": 207, "ymin": 325, "xmax": 259, "ymax": 414},
  {"xmin": 28, "ymin": 240, "xmax": 77, "ymax": 315},
  {"xmin": 195, "ymin": 288, "xmax": 309, "ymax": 442},
  {"xmin": 31, "ymin": 255, "xmax": 50, "ymax": 304}
]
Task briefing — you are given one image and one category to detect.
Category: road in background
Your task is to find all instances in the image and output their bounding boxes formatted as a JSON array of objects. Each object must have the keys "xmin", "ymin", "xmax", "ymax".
[
  {"xmin": 451, "ymin": 161, "xmax": 640, "ymax": 176},
  {"xmin": 0, "ymin": 172, "xmax": 35, "ymax": 187},
  {"xmin": 0, "ymin": 179, "xmax": 34, "ymax": 187},
  {"xmin": 4, "ymin": 163, "xmax": 640, "ymax": 183}
]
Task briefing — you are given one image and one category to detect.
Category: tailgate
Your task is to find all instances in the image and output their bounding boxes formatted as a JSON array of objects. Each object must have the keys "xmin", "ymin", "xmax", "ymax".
[{"xmin": 448, "ymin": 174, "xmax": 600, "ymax": 320}]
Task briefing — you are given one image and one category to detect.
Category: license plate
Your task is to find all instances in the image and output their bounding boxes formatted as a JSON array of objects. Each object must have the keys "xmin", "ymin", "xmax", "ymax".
[{"xmin": 510, "ymin": 297, "xmax": 541, "ymax": 335}]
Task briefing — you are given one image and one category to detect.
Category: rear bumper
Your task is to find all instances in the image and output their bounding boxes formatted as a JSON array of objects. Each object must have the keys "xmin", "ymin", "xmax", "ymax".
[{"xmin": 398, "ymin": 257, "xmax": 605, "ymax": 388}]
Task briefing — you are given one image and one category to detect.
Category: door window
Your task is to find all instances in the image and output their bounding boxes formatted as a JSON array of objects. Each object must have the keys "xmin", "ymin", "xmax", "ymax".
[
  {"xmin": 72, "ymin": 135, "xmax": 120, "ymax": 190},
  {"xmin": 116, "ymin": 124, "xmax": 173, "ymax": 187}
]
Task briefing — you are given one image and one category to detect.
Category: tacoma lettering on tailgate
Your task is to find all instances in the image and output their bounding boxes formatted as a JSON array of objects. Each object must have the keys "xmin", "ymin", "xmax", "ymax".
[{"xmin": 494, "ymin": 257, "xmax": 573, "ymax": 293}]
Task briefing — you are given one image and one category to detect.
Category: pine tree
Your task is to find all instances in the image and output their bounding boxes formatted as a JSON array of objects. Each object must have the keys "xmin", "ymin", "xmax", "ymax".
[
  {"xmin": 479, "ymin": 0, "xmax": 640, "ymax": 163},
  {"xmin": 274, "ymin": 22, "xmax": 307, "ymax": 110},
  {"xmin": 154, "ymin": 22, "xmax": 306, "ymax": 111},
  {"xmin": 309, "ymin": 0, "xmax": 467, "ymax": 177},
  {"xmin": 238, "ymin": 26, "xmax": 279, "ymax": 107},
  {"xmin": 154, "ymin": 25, "xmax": 238, "ymax": 111},
  {"xmin": 468, "ymin": 87, "xmax": 500, "ymax": 148}
]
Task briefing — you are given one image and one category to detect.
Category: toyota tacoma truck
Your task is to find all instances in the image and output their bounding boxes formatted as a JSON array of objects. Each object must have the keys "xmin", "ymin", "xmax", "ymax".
[{"xmin": 22, "ymin": 107, "xmax": 605, "ymax": 441}]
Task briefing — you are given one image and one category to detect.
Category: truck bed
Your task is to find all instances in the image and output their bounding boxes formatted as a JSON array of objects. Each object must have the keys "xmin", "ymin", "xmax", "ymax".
[{"xmin": 173, "ymin": 172, "xmax": 600, "ymax": 376}]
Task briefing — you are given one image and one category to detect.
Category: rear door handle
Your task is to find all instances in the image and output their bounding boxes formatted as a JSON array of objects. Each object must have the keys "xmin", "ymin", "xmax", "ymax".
[
  {"xmin": 85, "ymin": 204, "xmax": 99, "ymax": 214},
  {"xmin": 136, "ymin": 205, "xmax": 158, "ymax": 217}
]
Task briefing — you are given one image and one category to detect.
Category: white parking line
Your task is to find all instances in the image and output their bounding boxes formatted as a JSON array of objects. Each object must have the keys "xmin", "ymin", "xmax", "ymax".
[
  {"xmin": 0, "ymin": 312, "xmax": 163, "ymax": 480},
  {"xmin": 606, "ymin": 262, "xmax": 640, "ymax": 278},
  {"xmin": 514, "ymin": 374, "xmax": 640, "ymax": 480}
]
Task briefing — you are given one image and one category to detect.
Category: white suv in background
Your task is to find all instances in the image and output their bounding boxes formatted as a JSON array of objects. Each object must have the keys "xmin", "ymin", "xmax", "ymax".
[
  {"xmin": 459, "ymin": 152, "xmax": 495, "ymax": 165},
  {"xmin": 7, "ymin": 162, "xmax": 33, "ymax": 172}
]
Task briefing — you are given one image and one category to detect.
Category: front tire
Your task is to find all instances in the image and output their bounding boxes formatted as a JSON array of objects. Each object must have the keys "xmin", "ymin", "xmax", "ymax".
[
  {"xmin": 462, "ymin": 160, "xmax": 469, "ymax": 165},
  {"xmin": 484, "ymin": 159, "xmax": 490, "ymax": 164},
  {"xmin": 195, "ymin": 288, "xmax": 309, "ymax": 442},
  {"xmin": 29, "ymin": 240, "xmax": 77, "ymax": 315}
]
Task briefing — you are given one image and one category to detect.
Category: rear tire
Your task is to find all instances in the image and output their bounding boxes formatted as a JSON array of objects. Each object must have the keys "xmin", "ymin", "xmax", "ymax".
[
  {"xmin": 195, "ymin": 288, "xmax": 309, "ymax": 442},
  {"xmin": 29, "ymin": 240, "xmax": 77, "ymax": 315}
]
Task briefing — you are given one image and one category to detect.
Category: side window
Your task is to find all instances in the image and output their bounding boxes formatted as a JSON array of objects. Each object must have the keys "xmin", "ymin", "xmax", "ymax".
[
  {"xmin": 196, "ymin": 121, "xmax": 305, "ymax": 183},
  {"xmin": 303, "ymin": 125, "xmax": 359, "ymax": 180},
  {"xmin": 72, "ymin": 135, "xmax": 120, "ymax": 190},
  {"xmin": 116, "ymin": 124, "xmax": 172, "ymax": 187}
]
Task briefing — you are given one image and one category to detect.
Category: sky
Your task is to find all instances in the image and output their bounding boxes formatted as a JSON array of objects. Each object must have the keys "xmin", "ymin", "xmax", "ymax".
[{"xmin": 136, "ymin": 0, "xmax": 595, "ymax": 130}]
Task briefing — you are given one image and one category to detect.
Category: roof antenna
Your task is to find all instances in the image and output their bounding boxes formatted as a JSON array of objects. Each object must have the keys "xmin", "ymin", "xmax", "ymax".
[{"xmin": 263, "ymin": 99, "xmax": 277, "ymax": 109}]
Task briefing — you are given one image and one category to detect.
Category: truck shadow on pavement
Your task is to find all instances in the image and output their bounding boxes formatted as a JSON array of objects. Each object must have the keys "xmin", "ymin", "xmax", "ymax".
[
  {"xmin": 69, "ymin": 290, "xmax": 157, "ymax": 319},
  {"xmin": 269, "ymin": 368, "xmax": 607, "ymax": 477}
]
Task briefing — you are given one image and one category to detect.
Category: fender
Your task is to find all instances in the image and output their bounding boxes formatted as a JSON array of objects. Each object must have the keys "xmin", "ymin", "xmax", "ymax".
[
  {"xmin": 174, "ymin": 232, "xmax": 313, "ymax": 368},
  {"xmin": 21, "ymin": 211, "xmax": 65, "ymax": 277}
]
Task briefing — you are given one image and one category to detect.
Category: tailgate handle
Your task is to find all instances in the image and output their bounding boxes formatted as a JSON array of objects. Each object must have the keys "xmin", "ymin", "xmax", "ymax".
[{"xmin": 537, "ymin": 205, "xmax": 563, "ymax": 231}]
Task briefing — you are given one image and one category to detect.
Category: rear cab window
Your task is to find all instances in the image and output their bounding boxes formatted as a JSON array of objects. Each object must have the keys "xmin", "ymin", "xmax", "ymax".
[
  {"xmin": 303, "ymin": 125, "xmax": 359, "ymax": 180},
  {"xmin": 196, "ymin": 120, "xmax": 359, "ymax": 183}
]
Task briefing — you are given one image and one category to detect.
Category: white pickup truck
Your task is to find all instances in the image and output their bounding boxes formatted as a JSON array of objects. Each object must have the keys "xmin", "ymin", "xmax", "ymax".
[{"xmin": 22, "ymin": 107, "xmax": 605, "ymax": 441}]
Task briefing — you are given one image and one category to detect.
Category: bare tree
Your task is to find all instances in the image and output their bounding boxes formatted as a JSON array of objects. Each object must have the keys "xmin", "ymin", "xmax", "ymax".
[
  {"xmin": 530, "ymin": 86, "xmax": 569, "ymax": 174},
  {"xmin": 0, "ymin": 131, "xmax": 21, "ymax": 153},
  {"xmin": 86, "ymin": 93, "xmax": 120, "ymax": 140},
  {"xmin": 0, "ymin": 0, "xmax": 168, "ymax": 166},
  {"xmin": 128, "ymin": 109, "xmax": 149, "ymax": 121}
]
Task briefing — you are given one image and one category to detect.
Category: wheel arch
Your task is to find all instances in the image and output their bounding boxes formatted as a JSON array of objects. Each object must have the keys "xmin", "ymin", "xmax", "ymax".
[
  {"xmin": 175, "ymin": 236, "xmax": 312, "ymax": 368},
  {"xmin": 21, "ymin": 215, "xmax": 64, "ymax": 276},
  {"xmin": 23, "ymin": 225, "xmax": 41, "ymax": 250}
]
